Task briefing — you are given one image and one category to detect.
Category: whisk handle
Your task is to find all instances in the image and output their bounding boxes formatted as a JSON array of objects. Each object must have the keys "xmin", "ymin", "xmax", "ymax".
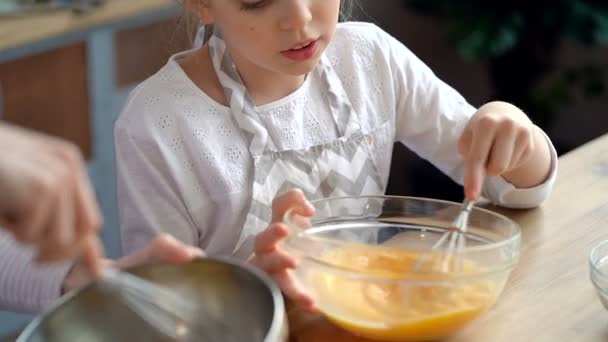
[
  {"xmin": 461, "ymin": 199, "xmax": 475, "ymax": 213},
  {"xmin": 453, "ymin": 199, "xmax": 475, "ymax": 234}
]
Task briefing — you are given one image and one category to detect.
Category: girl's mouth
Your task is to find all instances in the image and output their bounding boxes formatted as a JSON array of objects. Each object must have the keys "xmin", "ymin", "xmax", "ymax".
[{"xmin": 281, "ymin": 39, "xmax": 319, "ymax": 62}]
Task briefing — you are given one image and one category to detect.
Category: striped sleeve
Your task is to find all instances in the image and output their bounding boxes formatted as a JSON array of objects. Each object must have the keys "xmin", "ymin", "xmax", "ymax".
[{"xmin": 0, "ymin": 231, "xmax": 72, "ymax": 314}]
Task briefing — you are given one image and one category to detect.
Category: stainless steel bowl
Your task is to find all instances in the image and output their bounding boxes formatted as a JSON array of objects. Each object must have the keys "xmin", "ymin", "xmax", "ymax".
[{"xmin": 18, "ymin": 257, "xmax": 287, "ymax": 342}]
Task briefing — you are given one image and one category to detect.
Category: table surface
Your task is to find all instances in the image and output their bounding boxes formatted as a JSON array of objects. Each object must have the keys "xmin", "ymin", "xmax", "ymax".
[
  {"xmin": 289, "ymin": 133, "xmax": 608, "ymax": 342},
  {"xmin": 0, "ymin": 0, "xmax": 176, "ymax": 52}
]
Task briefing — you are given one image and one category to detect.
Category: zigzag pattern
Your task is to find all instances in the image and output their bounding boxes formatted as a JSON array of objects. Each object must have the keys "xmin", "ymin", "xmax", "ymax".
[
  {"xmin": 210, "ymin": 36, "xmax": 273, "ymax": 154},
  {"xmin": 248, "ymin": 157, "xmax": 384, "ymax": 224},
  {"xmin": 208, "ymin": 30, "xmax": 385, "ymax": 259},
  {"xmin": 253, "ymin": 131, "xmax": 372, "ymax": 183},
  {"xmin": 233, "ymin": 166, "xmax": 383, "ymax": 259}
]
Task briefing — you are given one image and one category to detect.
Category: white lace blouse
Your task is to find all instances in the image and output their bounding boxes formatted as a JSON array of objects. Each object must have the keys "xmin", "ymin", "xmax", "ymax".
[
  {"xmin": 115, "ymin": 22, "xmax": 558, "ymax": 257},
  {"xmin": 0, "ymin": 22, "xmax": 557, "ymax": 314}
]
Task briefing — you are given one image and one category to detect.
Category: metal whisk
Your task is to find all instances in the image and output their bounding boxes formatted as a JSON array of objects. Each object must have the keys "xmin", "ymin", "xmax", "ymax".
[
  {"xmin": 101, "ymin": 268, "xmax": 235, "ymax": 342},
  {"xmin": 414, "ymin": 199, "xmax": 476, "ymax": 273}
]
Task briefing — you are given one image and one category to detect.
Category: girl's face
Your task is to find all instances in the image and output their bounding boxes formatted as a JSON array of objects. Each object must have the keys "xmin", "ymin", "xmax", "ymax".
[{"xmin": 197, "ymin": 0, "xmax": 341, "ymax": 77}]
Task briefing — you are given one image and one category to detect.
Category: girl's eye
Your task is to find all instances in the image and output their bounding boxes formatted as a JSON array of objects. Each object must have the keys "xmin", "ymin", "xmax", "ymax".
[{"xmin": 241, "ymin": 0, "xmax": 268, "ymax": 11}]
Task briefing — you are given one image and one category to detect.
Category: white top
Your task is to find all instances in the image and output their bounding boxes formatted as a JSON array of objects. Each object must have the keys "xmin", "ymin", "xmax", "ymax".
[
  {"xmin": 0, "ymin": 22, "xmax": 558, "ymax": 314},
  {"xmin": 115, "ymin": 22, "xmax": 558, "ymax": 257}
]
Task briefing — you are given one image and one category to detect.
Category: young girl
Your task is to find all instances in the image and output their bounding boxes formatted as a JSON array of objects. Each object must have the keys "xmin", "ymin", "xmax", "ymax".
[{"xmin": 115, "ymin": 0, "xmax": 557, "ymax": 311}]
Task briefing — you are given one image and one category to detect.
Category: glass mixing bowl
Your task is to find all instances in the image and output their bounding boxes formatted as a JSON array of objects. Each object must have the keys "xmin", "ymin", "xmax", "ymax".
[{"xmin": 284, "ymin": 196, "xmax": 521, "ymax": 341}]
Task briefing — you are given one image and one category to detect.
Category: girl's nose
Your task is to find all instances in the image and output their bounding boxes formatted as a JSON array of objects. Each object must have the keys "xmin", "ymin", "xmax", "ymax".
[{"xmin": 278, "ymin": 0, "xmax": 313, "ymax": 31}]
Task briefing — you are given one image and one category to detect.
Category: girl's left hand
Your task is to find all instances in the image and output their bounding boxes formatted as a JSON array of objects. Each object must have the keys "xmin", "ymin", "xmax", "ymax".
[
  {"xmin": 458, "ymin": 101, "xmax": 537, "ymax": 200},
  {"xmin": 62, "ymin": 234, "xmax": 205, "ymax": 293},
  {"xmin": 251, "ymin": 189, "xmax": 318, "ymax": 313}
]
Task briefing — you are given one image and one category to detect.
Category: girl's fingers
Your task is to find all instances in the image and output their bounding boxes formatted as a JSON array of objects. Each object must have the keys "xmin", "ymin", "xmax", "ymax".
[
  {"xmin": 457, "ymin": 128, "xmax": 473, "ymax": 157},
  {"xmin": 464, "ymin": 160, "xmax": 488, "ymax": 201},
  {"xmin": 271, "ymin": 189, "xmax": 315, "ymax": 223},
  {"xmin": 511, "ymin": 129, "xmax": 535, "ymax": 168},
  {"xmin": 253, "ymin": 247, "xmax": 297, "ymax": 273},
  {"xmin": 255, "ymin": 222, "xmax": 289, "ymax": 254},
  {"xmin": 145, "ymin": 233, "xmax": 204, "ymax": 263},
  {"xmin": 274, "ymin": 270, "xmax": 318, "ymax": 313},
  {"xmin": 114, "ymin": 234, "xmax": 203, "ymax": 269},
  {"xmin": 486, "ymin": 125, "xmax": 517, "ymax": 176},
  {"xmin": 464, "ymin": 124, "xmax": 495, "ymax": 200}
]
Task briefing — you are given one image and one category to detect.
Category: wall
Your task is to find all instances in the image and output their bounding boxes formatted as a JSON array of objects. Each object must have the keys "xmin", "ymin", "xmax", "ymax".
[
  {"xmin": 356, "ymin": 0, "xmax": 608, "ymax": 148},
  {"xmin": 355, "ymin": 0, "xmax": 608, "ymax": 198}
]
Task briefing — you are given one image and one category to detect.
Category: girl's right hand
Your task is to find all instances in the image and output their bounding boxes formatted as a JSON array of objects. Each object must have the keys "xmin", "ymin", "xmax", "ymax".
[
  {"xmin": 0, "ymin": 124, "xmax": 104, "ymax": 275},
  {"xmin": 62, "ymin": 234, "xmax": 205, "ymax": 293},
  {"xmin": 251, "ymin": 189, "xmax": 318, "ymax": 313}
]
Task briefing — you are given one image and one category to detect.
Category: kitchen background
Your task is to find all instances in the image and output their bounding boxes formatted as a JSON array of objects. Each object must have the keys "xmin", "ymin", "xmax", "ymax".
[{"xmin": 0, "ymin": 0, "xmax": 606, "ymax": 337}]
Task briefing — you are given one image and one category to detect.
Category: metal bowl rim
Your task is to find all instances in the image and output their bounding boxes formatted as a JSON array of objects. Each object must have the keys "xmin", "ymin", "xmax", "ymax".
[{"xmin": 17, "ymin": 256, "xmax": 285, "ymax": 342}]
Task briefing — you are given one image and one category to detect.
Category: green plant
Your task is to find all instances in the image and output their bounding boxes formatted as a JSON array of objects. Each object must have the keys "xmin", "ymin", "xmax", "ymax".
[{"xmin": 405, "ymin": 0, "xmax": 608, "ymax": 138}]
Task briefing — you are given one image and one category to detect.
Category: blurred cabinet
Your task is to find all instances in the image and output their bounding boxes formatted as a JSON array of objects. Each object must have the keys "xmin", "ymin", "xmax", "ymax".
[
  {"xmin": 0, "ymin": 42, "xmax": 92, "ymax": 158},
  {"xmin": 115, "ymin": 17, "xmax": 191, "ymax": 88},
  {"xmin": 0, "ymin": 0, "xmax": 189, "ymax": 160},
  {"xmin": 0, "ymin": 13, "xmax": 191, "ymax": 161}
]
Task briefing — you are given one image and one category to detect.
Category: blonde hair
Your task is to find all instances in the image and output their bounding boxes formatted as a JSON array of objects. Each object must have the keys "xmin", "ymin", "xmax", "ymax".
[
  {"xmin": 340, "ymin": 0, "xmax": 361, "ymax": 22},
  {"xmin": 179, "ymin": 0, "xmax": 361, "ymax": 45}
]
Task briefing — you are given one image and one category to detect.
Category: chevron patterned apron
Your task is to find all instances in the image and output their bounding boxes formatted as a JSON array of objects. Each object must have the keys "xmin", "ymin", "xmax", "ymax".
[{"xmin": 208, "ymin": 30, "xmax": 388, "ymax": 260}]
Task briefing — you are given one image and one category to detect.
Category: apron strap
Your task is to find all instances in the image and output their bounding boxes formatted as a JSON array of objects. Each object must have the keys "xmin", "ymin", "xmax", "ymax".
[
  {"xmin": 316, "ymin": 54, "xmax": 361, "ymax": 137},
  {"xmin": 208, "ymin": 28, "xmax": 363, "ymax": 156},
  {"xmin": 209, "ymin": 34, "xmax": 274, "ymax": 156}
]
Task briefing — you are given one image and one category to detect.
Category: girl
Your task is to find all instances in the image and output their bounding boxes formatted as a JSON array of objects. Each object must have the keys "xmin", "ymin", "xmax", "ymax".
[{"xmin": 115, "ymin": 0, "xmax": 557, "ymax": 311}]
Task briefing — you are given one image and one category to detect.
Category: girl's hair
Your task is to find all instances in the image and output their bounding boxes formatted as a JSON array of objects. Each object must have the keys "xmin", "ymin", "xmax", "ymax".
[
  {"xmin": 340, "ymin": 0, "xmax": 361, "ymax": 22},
  {"xmin": 179, "ymin": 0, "xmax": 362, "ymax": 46}
]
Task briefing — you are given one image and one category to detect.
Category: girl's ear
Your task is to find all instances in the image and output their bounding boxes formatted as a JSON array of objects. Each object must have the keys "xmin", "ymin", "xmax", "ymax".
[{"xmin": 182, "ymin": 0, "xmax": 215, "ymax": 24}]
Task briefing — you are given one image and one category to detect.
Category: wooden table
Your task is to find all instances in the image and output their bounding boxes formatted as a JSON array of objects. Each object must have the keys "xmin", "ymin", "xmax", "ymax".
[
  {"xmin": 0, "ymin": 0, "xmax": 176, "ymax": 53},
  {"xmin": 290, "ymin": 133, "xmax": 608, "ymax": 341}
]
